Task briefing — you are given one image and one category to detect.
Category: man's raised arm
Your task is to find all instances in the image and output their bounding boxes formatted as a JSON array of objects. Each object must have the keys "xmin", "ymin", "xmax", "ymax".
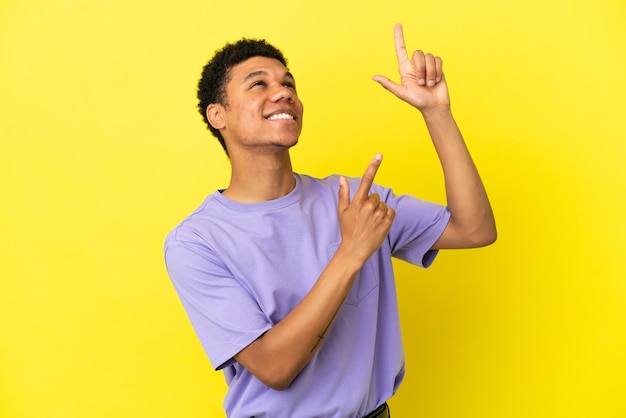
[{"xmin": 373, "ymin": 23, "xmax": 497, "ymax": 249}]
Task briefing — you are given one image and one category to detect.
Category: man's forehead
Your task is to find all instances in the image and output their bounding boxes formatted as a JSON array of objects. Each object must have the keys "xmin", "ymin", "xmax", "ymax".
[{"xmin": 230, "ymin": 56, "xmax": 293, "ymax": 80}]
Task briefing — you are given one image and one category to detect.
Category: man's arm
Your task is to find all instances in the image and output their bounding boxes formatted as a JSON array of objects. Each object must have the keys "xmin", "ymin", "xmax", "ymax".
[
  {"xmin": 373, "ymin": 23, "xmax": 496, "ymax": 249},
  {"xmin": 234, "ymin": 155, "xmax": 395, "ymax": 390}
]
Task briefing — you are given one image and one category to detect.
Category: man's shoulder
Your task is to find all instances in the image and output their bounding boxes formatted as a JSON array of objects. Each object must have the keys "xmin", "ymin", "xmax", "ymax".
[{"xmin": 165, "ymin": 193, "xmax": 220, "ymax": 243}]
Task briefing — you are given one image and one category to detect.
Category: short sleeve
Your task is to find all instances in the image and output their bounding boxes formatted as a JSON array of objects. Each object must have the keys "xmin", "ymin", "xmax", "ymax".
[
  {"xmin": 373, "ymin": 184, "xmax": 451, "ymax": 267},
  {"xmin": 164, "ymin": 230, "xmax": 272, "ymax": 370}
]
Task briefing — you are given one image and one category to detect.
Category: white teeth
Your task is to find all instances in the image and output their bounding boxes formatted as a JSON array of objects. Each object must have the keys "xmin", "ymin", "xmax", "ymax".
[{"xmin": 267, "ymin": 113, "xmax": 294, "ymax": 121}]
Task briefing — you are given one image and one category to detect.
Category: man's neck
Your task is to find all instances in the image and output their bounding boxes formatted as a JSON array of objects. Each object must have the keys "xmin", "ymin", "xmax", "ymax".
[{"xmin": 222, "ymin": 150, "xmax": 295, "ymax": 203}]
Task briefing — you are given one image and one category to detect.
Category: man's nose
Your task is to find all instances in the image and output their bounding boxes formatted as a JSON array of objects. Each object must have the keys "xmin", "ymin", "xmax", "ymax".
[{"xmin": 270, "ymin": 84, "xmax": 295, "ymax": 102}]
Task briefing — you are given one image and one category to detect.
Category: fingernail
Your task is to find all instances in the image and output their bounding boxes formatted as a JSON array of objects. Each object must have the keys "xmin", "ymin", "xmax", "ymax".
[
  {"xmin": 375, "ymin": 153, "xmax": 382, "ymax": 161},
  {"xmin": 427, "ymin": 79, "xmax": 435, "ymax": 86},
  {"xmin": 418, "ymin": 78, "xmax": 426, "ymax": 85}
]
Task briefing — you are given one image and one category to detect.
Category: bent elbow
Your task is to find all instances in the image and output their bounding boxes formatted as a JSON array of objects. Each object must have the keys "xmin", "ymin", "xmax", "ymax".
[
  {"xmin": 469, "ymin": 212, "xmax": 497, "ymax": 247},
  {"xmin": 481, "ymin": 229, "xmax": 497, "ymax": 247},
  {"xmin": 250, "ymin": 359, "xmax": 300, "ymax": 391},
  {"xmin": 472, "ymin": 224, "xmax": 497, "ymax": 247},
  {"xmin": 262, "ymin": 371, "xmax": 296, "ymax": 391},
  {"xmin": 236, "ymin": 340, "xmax": 304, "ymax": 391},
  {"xmin": 268, "ymin": 381, "xmax": 291, "ymax": 392}
]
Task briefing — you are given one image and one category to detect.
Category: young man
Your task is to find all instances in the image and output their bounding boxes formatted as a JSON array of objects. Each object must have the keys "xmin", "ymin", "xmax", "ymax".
[{"xmin": 164, "ymin": 24, "xmax": 496, "ymax": 418}]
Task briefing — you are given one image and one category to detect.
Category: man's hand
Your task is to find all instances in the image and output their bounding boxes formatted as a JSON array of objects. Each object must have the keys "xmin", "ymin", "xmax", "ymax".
[
  {"xmin": 373, "ymin": 23, "xmax": 450, "ymax": 112},
  {"xmin": 337, "ymin": 154, "xmax": 396, "ymax": 263}
]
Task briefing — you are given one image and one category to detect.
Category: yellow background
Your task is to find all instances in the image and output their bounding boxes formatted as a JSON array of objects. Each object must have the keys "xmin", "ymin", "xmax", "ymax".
[{"xmin": 1, "ymin": 0, "xmax": 625, "ymax": 417}]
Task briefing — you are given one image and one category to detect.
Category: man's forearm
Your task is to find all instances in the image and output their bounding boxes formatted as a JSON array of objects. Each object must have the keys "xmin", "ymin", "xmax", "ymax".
[
  {"xmin": 234, "ymin": 246, "xmax": 361, "ymax": 391},
  {"xmin": 423, "ymin": 107, "xmax": 497, "ymax": 248}
]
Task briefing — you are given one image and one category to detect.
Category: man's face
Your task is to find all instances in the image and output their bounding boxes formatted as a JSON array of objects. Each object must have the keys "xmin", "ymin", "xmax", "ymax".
[{"xmin": 213, "ymin": 56, "xmax": 304, "ymax": 154}]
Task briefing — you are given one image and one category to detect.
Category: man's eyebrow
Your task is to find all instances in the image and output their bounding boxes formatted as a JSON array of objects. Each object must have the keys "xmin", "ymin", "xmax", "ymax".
[{"xmin": 243, "ymin": 70, "xmax": 267, "ymax": 83}]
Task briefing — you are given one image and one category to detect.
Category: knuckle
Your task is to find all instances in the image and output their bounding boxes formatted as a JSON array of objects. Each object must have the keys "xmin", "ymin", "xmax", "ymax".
[{"xmin": 362, "ymin": 173, "xmax": 375, "ymax": 183}]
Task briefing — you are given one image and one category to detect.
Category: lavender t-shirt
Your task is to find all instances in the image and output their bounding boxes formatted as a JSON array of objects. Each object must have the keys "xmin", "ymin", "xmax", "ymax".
[{"xmin": 164, "ymin": 173, "xmax": 450, "ymax": 418}]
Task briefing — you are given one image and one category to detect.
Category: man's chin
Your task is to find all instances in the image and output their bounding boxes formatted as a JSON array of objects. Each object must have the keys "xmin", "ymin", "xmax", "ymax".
[{"xmin": 270, "ymin": 138, "xmax": 299, "ymax": 149}]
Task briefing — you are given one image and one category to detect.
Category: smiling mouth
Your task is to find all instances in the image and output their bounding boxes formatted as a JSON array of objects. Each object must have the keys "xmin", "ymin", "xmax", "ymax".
[{"xmin": 266, "ymin": 113, "xmax": 295, "ymax": 121}]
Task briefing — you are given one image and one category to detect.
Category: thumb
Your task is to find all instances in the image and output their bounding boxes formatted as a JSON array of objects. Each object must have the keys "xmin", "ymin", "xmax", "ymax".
[
  {"xmin": 372, "ymin": 75, "xmax": 404, "ymax": 98},
  {"xmin": 337, "ymin": 176, "xmax": 350, "ymax": 216}
]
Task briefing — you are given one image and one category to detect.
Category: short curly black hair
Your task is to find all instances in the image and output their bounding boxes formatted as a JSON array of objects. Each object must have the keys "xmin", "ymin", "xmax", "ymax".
[{"xmin": 197, "ymin": 38, "xmax": 288, "ymax": 154}]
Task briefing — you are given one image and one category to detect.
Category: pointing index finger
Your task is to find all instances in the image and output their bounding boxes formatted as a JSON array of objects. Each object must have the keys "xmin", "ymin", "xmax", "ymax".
[
  {"xmin": 394, "ymin": 23, "xmax": 409, "ymax": 65},
  {"xmin": 354, "ymin": 154, "xmax": 383, "ymax": 202}
]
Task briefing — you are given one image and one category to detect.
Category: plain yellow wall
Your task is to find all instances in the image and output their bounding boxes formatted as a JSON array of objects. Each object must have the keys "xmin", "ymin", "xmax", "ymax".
[{"xmin": 1, "ymin": 0, "xmax": 625, "ymax": 417}]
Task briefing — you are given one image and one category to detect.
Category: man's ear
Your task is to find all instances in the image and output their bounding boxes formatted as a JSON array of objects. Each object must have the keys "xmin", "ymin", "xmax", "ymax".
[{"xmin": 206, "ymin": 104, "xmax": 225, "ymax": 129}]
